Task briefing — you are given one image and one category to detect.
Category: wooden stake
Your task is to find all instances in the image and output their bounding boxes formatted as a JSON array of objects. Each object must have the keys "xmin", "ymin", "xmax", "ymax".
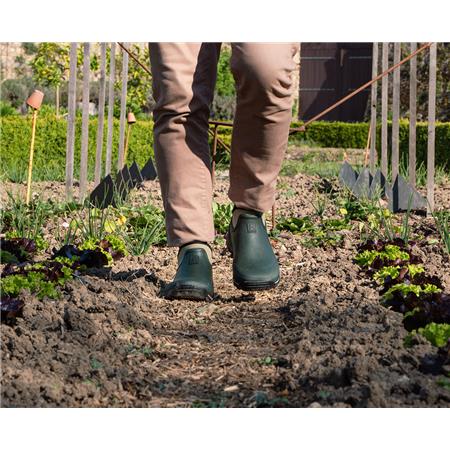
[
  {"xmin": 123, "ymin": 122, "xmax": 132, "ymax": 164},
  {"xmin": 65, "ymin": 43, "xmax": 77, "ymax": 201},
  {"xmin": 26, "ymin": 109, "xmax": 38, "ymax": 205},
  {"xmin": 117, "ymin": 43, "xmax": 129, "ymax": 170},
  {"xmin": 369, "ymin": 42, "xmax": 378, "ymax": 173},
  {"xmin": 381, "ymin": 43, "xmax": 389, "ymax": 178},
  {"xmin": 105, "ymin": 43, "xmax": 116, "ymax": 176},
  {"xmin": 391, "ymin": 43, "xmax": 401, "ymax": 182},
  {"xmin": 409, "ymin": 42, "xmax": 417, "ymax": 187},
  {"xmin": 94, "ymin": 43, "xmax": 107, "ymax": 187},
  {"xmin": 79, "ymin": 42, "xmax": 91, "ymax": 202},
  {"xmin": 427, "ymin": 43, "xmax": 437, "ymax": 215},
  {"xmin": 364, "ymin": 122, "xmax": 372, "ymax": 167}
]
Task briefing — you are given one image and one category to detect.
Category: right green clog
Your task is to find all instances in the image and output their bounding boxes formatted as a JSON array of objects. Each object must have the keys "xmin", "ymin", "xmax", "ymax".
[{"xmin": 226, "ymin": 209, "xmax": 280, "ymax": 291}]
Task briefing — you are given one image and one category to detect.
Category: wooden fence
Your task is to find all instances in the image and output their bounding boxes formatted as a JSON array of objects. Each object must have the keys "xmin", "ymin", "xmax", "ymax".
[{"xmin": 59, "ymin": 42, "xmax": 438, "ymax": 213}]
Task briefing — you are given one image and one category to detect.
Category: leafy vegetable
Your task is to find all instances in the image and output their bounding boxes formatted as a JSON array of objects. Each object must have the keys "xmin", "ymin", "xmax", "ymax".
[
  {"xmin": 1, "ymin": 272, "xmax": 59, "ymax": 299},
  {"xmin": 383, "ymin": 283, "xmax": 442, "ymax": 301},
  {"xmin": 417, "ymin": 323, "xmax": 450, "ymax": 348},
  {"xmin": 0, "ymin": 237, "xmax": 37, "ymax": 262},
  {"xmin": 355, "ymin": 244, "xmax": 410, "ymax": 268},
  {"xmin": 0, "ymin": 296, "xmax": 24, "ymax": 320}
]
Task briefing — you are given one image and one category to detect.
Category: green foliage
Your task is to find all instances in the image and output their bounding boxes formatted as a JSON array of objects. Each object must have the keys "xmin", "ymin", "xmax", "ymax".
[
  {"xmin": 114, "ymin": 44, "xmax": 153, "ymax": 114},
  {"xmin": 382, "ymin": 283, "xmax": 442, "ymax": 301},
  {"xmin": 78, "ymin": 235, "xmax": 127, "ymax": 266},
  {"xmin": 2, "ymin": 117, "xmax": 448, "ymax": 182},
  {"xmin": 116, "ymin": 204, "xmax": 166, "ymax": 255},
  {"xmin": 0, "ymin": 116, "xmax": 154, "ymax": 182},
  {"xmin": 276, "ymin": 216, "xmax": 313, "ymax": 233},
  {"xmin": 432, "ymin": 210, "xmax": 450, "ymax": 255},
  {"xmin": 211, "ymin": 47, "xmax": 236, "ymax": 120},
  {"xmin": 29, "ymin": 43, "xmax": 70, "ymax": 87},
  {"xmin": 373, "ymin": 266, "xmax": 401, "ymax": 284},
  {"xmin": 0, "ymin": 195, "xmax": 49, "ymax": 250},
  {"xmin": 355, "ymin": 245, "xmax": 410, "ymax": 268},
  {"xmin": 408, "ymin": 264, "xmax": 425, "ymax": 278},
  {"xmin": 212, "ymin": 202, "xmax": 233, "ymax": 234},
  {"xmin": 417, "ymin": 323, "xmax": 450, "ymax": 348},
  {"xmin": 276, "ymin": 214, "xmax": 349, "ymax": 248},
  {"xmin": 0, "ymin": 101, "xmax": 18, "ymax": 116},
  {"xmin": 288, "ymin": 120, "xmax": 450, "ymax": 170},
  {"xmin": 358, "ymin": 202, "xmax": 413, "ymax": 244},
  {"xmin": 0, "ymin": 272, "xmax": 59, "ymax": 299}
]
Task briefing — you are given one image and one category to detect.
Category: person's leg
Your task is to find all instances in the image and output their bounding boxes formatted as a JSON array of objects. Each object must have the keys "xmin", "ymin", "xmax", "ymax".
[
  {"xmin": 227, "ymin": 43, "xmax": 299, "ymax": 291},
  {"xmin": 229, "ymin": 43, "xmax": 299, "ymax": 211},
  {"xmin": 149, "ymin": 43, "xmax": 221, "ymax": 247}
]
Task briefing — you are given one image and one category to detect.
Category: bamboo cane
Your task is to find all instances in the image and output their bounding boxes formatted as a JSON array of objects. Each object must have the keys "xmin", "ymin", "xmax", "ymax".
[
  {"xmin": 26, "ymin": 109, "xmax": 38, "ymax": 205},
  {"xmin": 25, "ymin": 89, "xmax": 44, "ymax": 204},
  {"xmin": 123, "ymin": 112, "xmax": 136, "ymax": 164}
]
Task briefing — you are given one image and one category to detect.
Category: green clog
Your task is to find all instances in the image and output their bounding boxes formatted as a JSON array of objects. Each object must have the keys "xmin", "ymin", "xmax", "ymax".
[
  {"xmin": 226, "ymin": 209, "xmax": 280, "ymax": 291},
  {"xmin": 162, "ymin": 247, "xmax": 214, "ymax": 300}
]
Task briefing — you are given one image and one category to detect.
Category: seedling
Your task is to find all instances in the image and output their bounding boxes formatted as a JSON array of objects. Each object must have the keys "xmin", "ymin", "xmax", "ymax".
[{"xmin": 432, "ymin": 210, "xmax": 450, "ymax": 254}]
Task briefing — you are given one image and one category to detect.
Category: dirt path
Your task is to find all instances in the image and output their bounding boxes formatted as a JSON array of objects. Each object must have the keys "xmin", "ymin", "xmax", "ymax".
[{"xmin": 2, "ymin": 173, "xmax": 450, "ymax": 407}]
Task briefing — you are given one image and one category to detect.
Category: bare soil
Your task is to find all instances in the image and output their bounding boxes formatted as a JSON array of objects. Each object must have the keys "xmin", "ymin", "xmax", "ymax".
[{"xmin": 1, "ymin": 170, "xmax": 450, "ymax": 407}]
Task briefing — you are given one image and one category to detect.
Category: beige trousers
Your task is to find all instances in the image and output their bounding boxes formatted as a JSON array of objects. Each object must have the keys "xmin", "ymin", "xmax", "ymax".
[{"xmin": 149, "ymin": 43, "xmax": 299, "ymax": 246}]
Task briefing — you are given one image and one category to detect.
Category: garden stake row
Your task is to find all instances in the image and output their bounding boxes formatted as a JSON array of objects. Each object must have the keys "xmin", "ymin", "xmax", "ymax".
[
  {"xmin": 338, "ymin": 43, "xmax": 437, "ymax": 214},
  {"xmin": 117, "ymin": 41, "xmax": 434, "ymax": 229}
]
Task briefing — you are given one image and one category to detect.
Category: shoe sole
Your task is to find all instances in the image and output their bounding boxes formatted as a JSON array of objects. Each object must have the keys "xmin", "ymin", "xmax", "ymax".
[
  {"xmin": 226, "ymin": 231, "xmax": 280, "ymax": 292},
  {"xmin": 233, "ymin": 277, "xmax": 280, "ymax": 292},
  {"xmin": 163, "ymin": 286, "xmax": 213, "ymax": 301}
]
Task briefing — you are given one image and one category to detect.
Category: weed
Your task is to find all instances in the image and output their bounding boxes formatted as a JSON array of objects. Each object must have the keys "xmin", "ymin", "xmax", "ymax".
[
  {"xmin": 432, "ymin": 210, "xmax": 450, "ymax": 254},
  {"xmin": 212, "ymin": 202, "xmax": 233, "ymax": 234},
  {"xmin": 117, "ymin": 204, "xmax": 166, "ymax": 255},
  {"xmin": 90, "ymin": 358, "xmax": 103, "ymax": 370},
  {"xmin": 437, "ymin": 378, "xmax": 450, "ymax": 391},
  {"xmin": 1, "ymin": 195, "xmax": 49, "ymax": 250}
]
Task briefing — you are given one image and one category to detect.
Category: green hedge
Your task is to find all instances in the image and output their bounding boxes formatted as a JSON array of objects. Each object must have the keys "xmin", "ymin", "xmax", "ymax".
[
  {"xmin": 0, "ymin": 116, "xmax": 154, "ymax": 181},
  {"xmin": 289, "ymin": 120, "xmax": 450, "ymax": 169},
  {"xmin": 1, "ymin": 116, "xmax": 448, "ymax": 182}
]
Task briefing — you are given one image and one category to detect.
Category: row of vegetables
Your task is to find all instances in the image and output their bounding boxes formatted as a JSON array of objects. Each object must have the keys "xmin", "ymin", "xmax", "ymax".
[
  {"xmin": 354, "ymin": 238, "xmax": 450, "ymax": 381},
  {"xmin": 0, "ymin": 236, "xmax": 126, "ymax": 321}
]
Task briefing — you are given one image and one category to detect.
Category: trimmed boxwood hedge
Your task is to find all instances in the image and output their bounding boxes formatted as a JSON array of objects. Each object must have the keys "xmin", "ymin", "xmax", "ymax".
[
  {"xmin": 288, "ymin": 120, "xmax": 450, "ymax": 169},
  {"xmin": 1, "ymin": 116, "xmax": 448, "ymax": 182},
  {"xmin": 0, "ymin": 116, "xmax": 154, "ymax": 181}
]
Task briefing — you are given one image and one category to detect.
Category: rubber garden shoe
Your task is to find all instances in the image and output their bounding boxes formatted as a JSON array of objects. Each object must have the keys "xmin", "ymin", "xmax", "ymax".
[
  {"xmin": 162, "ymin": 244, "xmax": 214, "ymax": 300},
  {"xmin": 226, "ymin": 209, "xmax": 280, "ymax": 291}
]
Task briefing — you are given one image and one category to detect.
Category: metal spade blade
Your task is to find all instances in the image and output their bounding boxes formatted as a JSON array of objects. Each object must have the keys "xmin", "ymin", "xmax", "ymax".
[
  {"xmin": 89, "ymin": 174, "xmax": 115, "ymax": 209},
  {"xmin": 129, "ymin": 161, "xmax": 144, "ymax": 187},
  {"xmin": 339, "ymin": 161, "xmax": 359, "ymax": 189},
  {"xmin": 141, "ymin": 157, "xmax": 157, "ymax": 181},
  {"xmin": 113, "ymin": 165, "xmax": 133, "ymax": 206},
  {"xmin": 352, "ymin": 167, "xmax": 373, "ymax": 199},
  {"xmin": 369, "ymin": 169, "xmax": 386, "ymax": 199},
  {"xmin": 386, "ymin": 174, "xmax": 427, "ymax": 212}
]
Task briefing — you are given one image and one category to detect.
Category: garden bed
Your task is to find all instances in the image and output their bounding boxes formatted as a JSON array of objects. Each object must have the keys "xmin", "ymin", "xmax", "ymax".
[{"xmin": 1, "ymin": 167, "xmax": 450, "ymax": 407}]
